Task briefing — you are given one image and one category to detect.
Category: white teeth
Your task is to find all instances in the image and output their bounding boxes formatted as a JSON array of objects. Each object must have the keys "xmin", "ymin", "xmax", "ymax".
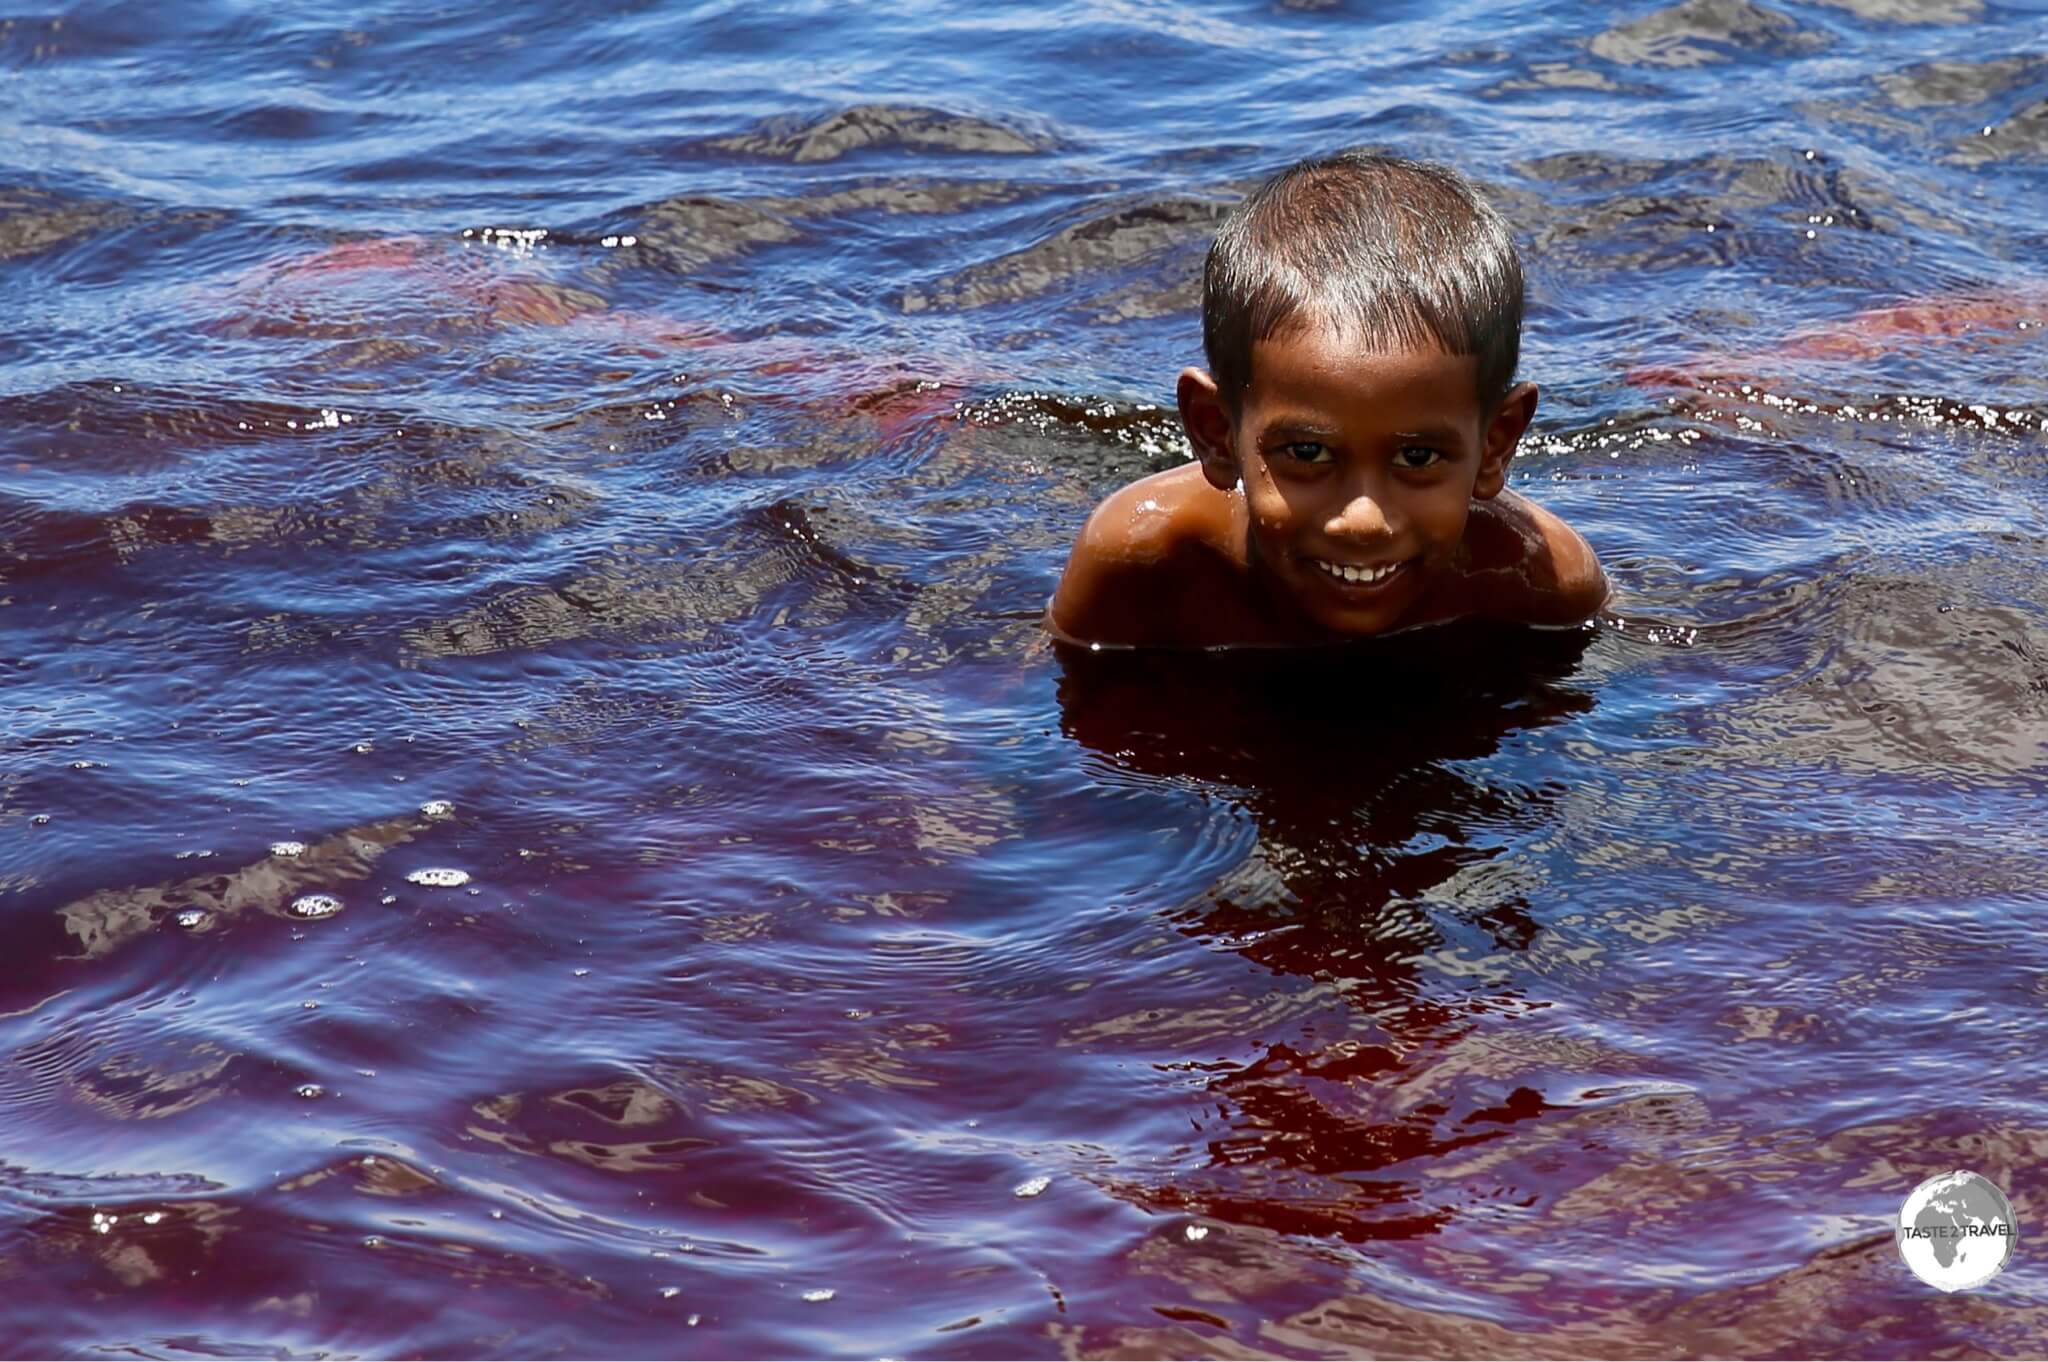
[{"xmin": 1316, "ymin": 559, "xmax": 1398, "ymax": 585}]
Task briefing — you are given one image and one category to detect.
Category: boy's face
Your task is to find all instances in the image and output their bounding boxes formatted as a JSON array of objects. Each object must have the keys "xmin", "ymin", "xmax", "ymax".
[{"xmin": 1180, "ymin": 325, "xmax": 1536, "ymax": 637}]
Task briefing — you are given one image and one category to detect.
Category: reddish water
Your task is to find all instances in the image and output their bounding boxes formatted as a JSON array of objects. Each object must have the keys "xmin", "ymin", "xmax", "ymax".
[{"xmin": 6, "ymin": 0, "xmax": 2048, "ymax": 1356}]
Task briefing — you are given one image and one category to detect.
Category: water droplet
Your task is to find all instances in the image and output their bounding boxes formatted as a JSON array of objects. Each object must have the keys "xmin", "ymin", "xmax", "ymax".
[
  {"xmin": 271, "ymin": 840, "xmax": 306, "ymax": 857},
  {"xmin": 380, "ymin": 894, "xmax": 397, "ymax": 905},
  {"xmin": 301, "ymin": 1000, "xmax": 319, "ymax": 1010},
  {"xmin": 419, "ymin": 799, "xmax": 455, "ymax": 819},
  {"xmin": 489, "ymin": 1209, "xmax": 504, "ymax": 1220},
  {"xmin": 362, "ymin": 1235, "xmax": 385, "ymax": 1250},
  {"xmin": 1013, "ymin": 1176, "xmax": 1050, "ymax": 1199},
  {"xmin": 174, "ymin": 909, "xmax": 209, "ymax": 930},
  {"xmin": 687, "ymin": 1314, "xmax": 701, "ymax": 1327},
  {"xmin": 801, "ymin": 1288, "xmax": 835, "ymax": 1303},
  {"xmin": 296, "ymin": 1083, "xmax": 325, "ymax": 1099},
  {"xmin": 406, "ymin": 868, "xmax": 471, "ymax": 888},
  {"xmin": 289, "ymin": 894, "xmax": 344, "ymax": 919},
  {"xmin": 1184, "ymin": 1224, "xmax": 1210, "ymax": 1242},
  {"xmin": 30, "ymin": 814, "xmax": 50, "ymax": 826},
  {"xmin": 572, "ymin": 968, "xmax": 590, "ymax": 977},
  {"xmin": 352, "ymin": 741, "xmax": 373, "ymax": 754},
  {"xmin": 660, "ymin": 1286, "xmax": 681, "ymax": 1299}
]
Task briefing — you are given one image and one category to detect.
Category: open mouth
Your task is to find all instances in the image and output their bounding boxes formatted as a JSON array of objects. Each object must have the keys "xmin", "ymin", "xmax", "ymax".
[{"xmin": 1311, "ymin": 557, "xmax": 1408, "ymax": 588}]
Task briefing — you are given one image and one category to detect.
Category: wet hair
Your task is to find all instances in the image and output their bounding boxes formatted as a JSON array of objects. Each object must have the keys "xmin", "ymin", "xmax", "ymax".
[{"xmin": 1202, "ymin": 152, "xmax": 1524, "ymax": 411}]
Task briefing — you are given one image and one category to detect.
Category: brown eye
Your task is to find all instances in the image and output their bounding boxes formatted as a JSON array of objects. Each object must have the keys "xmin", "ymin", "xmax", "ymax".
[
  {"xmin": 1282, "ymin": 441, "xmax": 1333, "ymax": 464},
  {"xmin": 1393, "ymin": 445, "xmax": 1443, "ymax": 470}
]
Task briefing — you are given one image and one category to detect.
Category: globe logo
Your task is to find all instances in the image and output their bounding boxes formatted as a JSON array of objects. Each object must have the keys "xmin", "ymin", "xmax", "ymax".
[{"xmin": 1897, "ymin": 1170, "xmax": 2016, "ymax": 1293}]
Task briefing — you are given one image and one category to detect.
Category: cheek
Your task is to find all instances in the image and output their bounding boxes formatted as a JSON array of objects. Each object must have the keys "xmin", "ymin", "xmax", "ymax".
[
  {"xmin": 1239, "ymin": 467, "xmax": 1293, "ymax": 526},
  {"xmin": 1413, "ymin": 493, "xmax": 1473, "ymax": 550},
  {"xmin": 1246, "ymin": 490, "xmax": 1306, "ymax": 547}
]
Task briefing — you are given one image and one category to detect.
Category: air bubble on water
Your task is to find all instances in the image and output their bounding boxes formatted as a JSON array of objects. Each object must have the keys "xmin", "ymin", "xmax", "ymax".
[
  {"xmin": 175, "ymin": 849, "xmax": 215, "ymax": 861},
  {"xmin": 573, "ymin": 968, "xmax": 590, "ymax": 977},
  {"xmin": 1014, "ymin": 1176, "xmax": 1050, "ymax": 1198},
  {"xmin": 363, "ymin": 1236, "xmax": 385, "ymax": 1249},
  {"xmin": 419, "ymin": 799, "xmax": 455, "ymax": 819},
  {"xmin": 143, "ymin": 1211, "xmax": 164, "ymax": 1225},
  {"xmin": 1184, "ymin": 1224, "xmax": 1210, "ymax": 1242},
  {"xmin": 801, "ymin": 1288, "xmax": 836, "ymax": 1303},
  {"xmin": 352, "ymin": 741, "xmax": 373, "ymax": 754},
  {"xmin": 30, "ymin": 814, "xmax": 50, "ymax": 826},
  {"xmin": 489, "ymin": 1209, "xmax": 504, "ymax": 1220},
  {"xmin": 301, "ymin": 1000, "xmax": 319, "ymax": 1010},
  {"xmin": 290, "ymin": 894, "xmax": 344, "ymax": 919},
  {"xmin": 406, "ymin": 868, "xmax": 471, "ymax": 888},
  {"xmin": 687, "ymin": 1314, "xmax": 700, "ymax": 1327},
  {"xmin": 174, "ymin": 909, "xmax": 209, "ymax": 930},
  {"xmin": 660, "ymin": 1286, "xmax": 681, "ymax": 1299},
  {"xmin": 70, "ymin": 760, "xmax": 100, "ymax": 770},
  {"xmin": 271, "ymin": 840, "xmax": 307, "ymax": 857},
  {"xmin": 381, "ymin": 895, "xmax": 397, "ymax": 905},
  {"xmin": 296, "ymin": 1083, "xmax": 325, "ymax": 1099}
]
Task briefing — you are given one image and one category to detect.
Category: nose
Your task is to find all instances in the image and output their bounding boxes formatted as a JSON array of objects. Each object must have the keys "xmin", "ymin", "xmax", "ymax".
[{"xmin": 1325, "ymin": 483, "xmax": 1392, "ymax": 541}]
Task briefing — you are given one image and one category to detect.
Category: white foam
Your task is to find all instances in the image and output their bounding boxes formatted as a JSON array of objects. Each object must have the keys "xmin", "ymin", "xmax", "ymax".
[
  {"xmin": 289, "ymin": 894, "xmax": 344, "ymax": 919},
  {"xmin": 406, "ymin": 867, "xmax": 471, "ymax": 888}
]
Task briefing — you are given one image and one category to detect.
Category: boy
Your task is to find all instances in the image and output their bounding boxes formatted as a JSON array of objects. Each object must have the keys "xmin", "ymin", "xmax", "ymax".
[{"xmin": 1048, "ymin": 153, "xmax": 1606, "ymax": 649}]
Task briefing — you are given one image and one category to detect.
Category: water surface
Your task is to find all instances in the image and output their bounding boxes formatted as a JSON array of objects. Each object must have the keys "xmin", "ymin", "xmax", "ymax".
[{"xmin": 5, "ymin": 0, "xmax": 2048, "ymax": 1355}]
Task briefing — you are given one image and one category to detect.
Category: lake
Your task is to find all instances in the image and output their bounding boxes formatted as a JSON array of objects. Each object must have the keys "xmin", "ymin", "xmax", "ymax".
[{"xmin": 4, "ymin": 0, "xmax": 2048, "ymax": 1355}]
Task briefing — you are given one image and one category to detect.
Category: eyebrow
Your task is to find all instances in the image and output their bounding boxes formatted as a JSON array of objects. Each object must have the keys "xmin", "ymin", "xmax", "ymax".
[
  {"xmin": 1264, "ymin": 419, "xmax": 1464, "ymax": 442},
  {"xmin": 1263, "ymin": 419, "xmax": 1342, "ymax": 438}
]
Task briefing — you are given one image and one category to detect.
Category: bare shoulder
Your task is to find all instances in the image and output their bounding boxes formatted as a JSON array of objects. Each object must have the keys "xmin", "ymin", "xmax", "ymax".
[
  {"xmin": 1461, "ymin": 490, "xmax": 1608, "ymax": 626},
  {"xmin": 1047, "ymin": 464, "xmax": 1235, "ymax": 647}
]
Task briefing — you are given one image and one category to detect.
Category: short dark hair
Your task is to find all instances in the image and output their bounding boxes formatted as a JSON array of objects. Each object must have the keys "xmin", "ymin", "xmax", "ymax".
[{"xmin": 1201, "ymin": 152, "xmax": 1524, "ymax": 410}]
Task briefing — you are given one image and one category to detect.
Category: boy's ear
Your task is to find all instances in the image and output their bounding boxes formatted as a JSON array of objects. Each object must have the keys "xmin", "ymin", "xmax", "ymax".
[
  {"xmin": 1474, "ymin": 381, "xmax": 1538, "ymax": 500},
  {"xmin": 1177, "ymin": 367, "xmax": 1241, "ymax": 491}
]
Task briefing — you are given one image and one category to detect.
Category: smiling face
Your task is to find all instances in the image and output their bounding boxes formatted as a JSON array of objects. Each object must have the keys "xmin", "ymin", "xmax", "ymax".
[{"xmin": 1179, "ymin": 324, "xmax": 1536, "ymax": 639}]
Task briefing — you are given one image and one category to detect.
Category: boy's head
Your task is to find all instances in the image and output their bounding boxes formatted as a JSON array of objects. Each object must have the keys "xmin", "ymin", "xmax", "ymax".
[
  {"xmin": 1179, "ymin": 152, "xmax": 1538, "ymax": 637},
  {"xmin": 1201, "ymin": 151, "xmax": 1524, "ymax": 412}
]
